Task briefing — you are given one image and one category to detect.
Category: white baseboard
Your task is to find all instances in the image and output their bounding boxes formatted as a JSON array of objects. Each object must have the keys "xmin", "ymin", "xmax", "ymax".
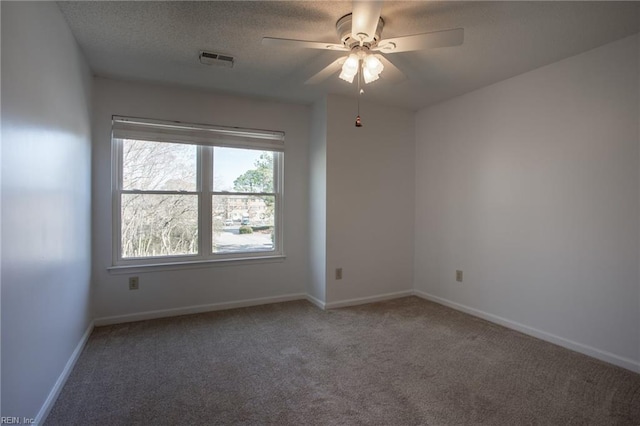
[
  {"xmin": 413, "ymin": 290, "xmax": 640, "ymax": 374},
  {"xmin": 93, "ymin": 291, "xmax": 416, "ymax": 324},
  {"xmin": 93, "ymin": 293, "xmax": 307, "ymax": 326},
  {"xmin": 325, "ymin": 290, "xmax": 413, "ymax": 309},
  {"xmin": 306, "ymin": 294, "xmax": 326, "ymax": 310},
  {"xmin": 34, "ymin": 320, "xmax": 94, "ymax": 426}
]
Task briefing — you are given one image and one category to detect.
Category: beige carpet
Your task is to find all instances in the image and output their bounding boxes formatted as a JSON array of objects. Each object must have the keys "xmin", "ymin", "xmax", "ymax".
[{"xmin": 46, "ymin": 297, "xmax": 640, "ymax": 425}]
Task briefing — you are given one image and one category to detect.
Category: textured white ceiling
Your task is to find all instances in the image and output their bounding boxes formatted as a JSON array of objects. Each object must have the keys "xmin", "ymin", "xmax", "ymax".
[{"xmin": 57, "ymin": 1, "xmax": 639, "ymax": 110}]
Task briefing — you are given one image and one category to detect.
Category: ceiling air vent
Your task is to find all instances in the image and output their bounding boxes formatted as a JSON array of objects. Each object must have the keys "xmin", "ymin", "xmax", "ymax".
[{"xmin": 199, "ymin": 51, "xmax": 234, "ymax": 68}]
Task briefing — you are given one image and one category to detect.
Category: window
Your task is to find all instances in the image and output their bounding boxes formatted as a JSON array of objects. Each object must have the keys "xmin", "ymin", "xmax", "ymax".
[{"xmin": 112, "ymin": 116, "xmax": 284, "ymax": 266}]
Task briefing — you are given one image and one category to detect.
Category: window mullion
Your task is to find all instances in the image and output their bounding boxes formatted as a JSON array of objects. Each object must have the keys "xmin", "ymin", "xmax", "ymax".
[
  {"xmin": 211, "ymin": 191, "xmax": 276, "ymax": 197},
  {"xmin": 200, "ymin": 146, "xmax": 213, "ymax": 256},
  {"xmin": 121, "ymin": 190, "xmax": 199, "ymax": 195},
  {"xmin": 113, "ymin": 138, "xmax": 123, "ymax": 263},
  {"xmin": 274, "ymin": 152, "xmax": 284, "ymax": 254}
]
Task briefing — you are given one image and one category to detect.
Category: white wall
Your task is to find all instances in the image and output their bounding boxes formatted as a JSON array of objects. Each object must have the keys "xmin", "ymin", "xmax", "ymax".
[
  {"xmin": 325, "ymin": 95, "xmax": 415, "ymax": 305},
  {"xmin": 92, "ymin": 78, "xmax": 310, "ymax": 319},
  {"xmin": 308, "ymin": 98, "xmax": 328, "ymax": 305},
  {"xmin": 1, "ymin": 2, "xmax": 93, "ymax": 420},
  {"xmin": 415, "ymin": 35, "xmax": 640, "ymax": 369}
]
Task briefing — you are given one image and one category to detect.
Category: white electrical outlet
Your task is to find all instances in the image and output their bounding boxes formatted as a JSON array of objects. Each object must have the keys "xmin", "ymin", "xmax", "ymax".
[
  {"xmin": 129, "ymin": 276, "xmax": 139, "ymax": 290},
  {"xmin": 456, "ymin": 270, "xmax": 463, "ymax": 282},
  {"xmin": 336, "ymin": 268, "xmax": 343, "ymax": 280}
]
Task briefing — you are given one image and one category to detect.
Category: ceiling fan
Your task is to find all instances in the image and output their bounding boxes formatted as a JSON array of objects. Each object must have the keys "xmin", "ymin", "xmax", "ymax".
[{"xmin": 262, "ymin": 1, "xmax": 464, "ymax": 86}]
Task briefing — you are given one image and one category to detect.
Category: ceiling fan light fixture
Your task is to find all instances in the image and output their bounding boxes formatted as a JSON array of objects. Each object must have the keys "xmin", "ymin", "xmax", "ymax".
[
  {"xmin": 339, "ymin": 53, "xmax": 359, "ymax": 83},
  {"xmin": 361, "ymin": 54, "xmax": 384, "ymax": 83},
  {"xmin": 362, "ymin": 67, "xmax": 379, "ymax": 84},
  {"xmin": 364, "ymin": 55, "xmax": 384, "ymax": 75},
  {"xmin": 339, "ymin": 69, "xmax": 357, "ymax": 83}
]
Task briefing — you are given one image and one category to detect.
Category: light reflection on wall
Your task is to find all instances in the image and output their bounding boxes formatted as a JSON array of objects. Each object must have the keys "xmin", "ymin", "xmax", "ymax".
[{"xmin": 3, "ymin": 128, "xmax": 90, "ymax": 265}]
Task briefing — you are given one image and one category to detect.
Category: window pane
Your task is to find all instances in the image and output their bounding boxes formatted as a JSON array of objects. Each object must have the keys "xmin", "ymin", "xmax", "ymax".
[
  {"xmin": 122, "ymin": 139, "xmax": 196, "ymax": 191},
  {"xmin": 213, "ymin": 147, "xmax": 274, "ymax": 193},
  {"xmin": 122, "ymin": 194, "xmax": 198, "ymax": 258},
  {"xmin": 213, "ymin": 195, "xmax": 275, "ymax": 253}
]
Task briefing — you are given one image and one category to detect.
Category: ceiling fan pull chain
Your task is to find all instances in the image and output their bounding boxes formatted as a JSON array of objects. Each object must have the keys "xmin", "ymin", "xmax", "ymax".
[{"xmin": 355, "ymin": 65, "xmax": 363, "ymax": 128}]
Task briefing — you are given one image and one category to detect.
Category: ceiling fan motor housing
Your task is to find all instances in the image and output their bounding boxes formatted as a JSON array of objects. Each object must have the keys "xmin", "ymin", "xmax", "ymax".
[{"xmin": 336, "ymin": 13, "xmax": 384, "ymax": 50}]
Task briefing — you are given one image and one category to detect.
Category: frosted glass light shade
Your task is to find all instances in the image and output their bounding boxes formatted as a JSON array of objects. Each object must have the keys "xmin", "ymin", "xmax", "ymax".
[
  {"xmin": 362, "ymin": 55, "xmax": 384, "ymax": 83},
  {"xmin": 339, "ymin": 54, "xmax": 359, "ymax": 83}
]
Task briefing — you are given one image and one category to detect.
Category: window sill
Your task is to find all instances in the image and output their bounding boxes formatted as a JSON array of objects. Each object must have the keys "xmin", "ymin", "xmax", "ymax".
[{"xmin": 107, "ymin": 255, "xmax": 286, "ymax": 274}]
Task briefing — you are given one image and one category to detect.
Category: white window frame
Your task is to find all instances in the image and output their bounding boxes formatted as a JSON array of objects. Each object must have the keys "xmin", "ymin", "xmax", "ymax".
[{"xmin": 110, "ymin": 116, "xmax": 285, "ymax": 268}]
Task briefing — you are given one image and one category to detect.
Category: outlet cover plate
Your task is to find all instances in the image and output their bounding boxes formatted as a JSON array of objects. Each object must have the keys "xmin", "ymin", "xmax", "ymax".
[{"xmin": 129, "ymin": 276, "xmax": 139, "ymax": 290}]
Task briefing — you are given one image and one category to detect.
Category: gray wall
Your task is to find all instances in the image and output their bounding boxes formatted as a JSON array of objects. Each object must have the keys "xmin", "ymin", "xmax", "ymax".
[
  {"xmin": 308, "ymin": 98, "xmax": 328, "ymax": 305},
  {"xmin": 414, "ymin": 35, "xmax": 640, "ymax": 370},
  {"xmin": 1, "ymin": 2, "xmax": 93, "ymax": 420},
  {"xmin": 325, "ymin": 95, "xmax": 415, "ymax": 306},
  {"xmin": 306, "ymin": 95, "xmax": 415, "ymax": 307}
]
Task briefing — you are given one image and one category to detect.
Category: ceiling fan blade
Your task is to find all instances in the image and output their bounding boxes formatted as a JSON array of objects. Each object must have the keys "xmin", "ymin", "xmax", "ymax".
[
  {"xmin": 351, "ymin": 1, "xmax": 383, "ymax": 43},
  {"xmin": 375, "ymin": 55, "xmax": 406, "ymax": 84},
  {"xmin": 305, "ymin": 57, "xmax": 347, "ymax": 85},
  {"xmin": 262, "ymin": 37, "xmax": 348, "ymax": 51},
  {"xmin": 373, "ymin": 28, "xmax": 464, "ymax": 53}
]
